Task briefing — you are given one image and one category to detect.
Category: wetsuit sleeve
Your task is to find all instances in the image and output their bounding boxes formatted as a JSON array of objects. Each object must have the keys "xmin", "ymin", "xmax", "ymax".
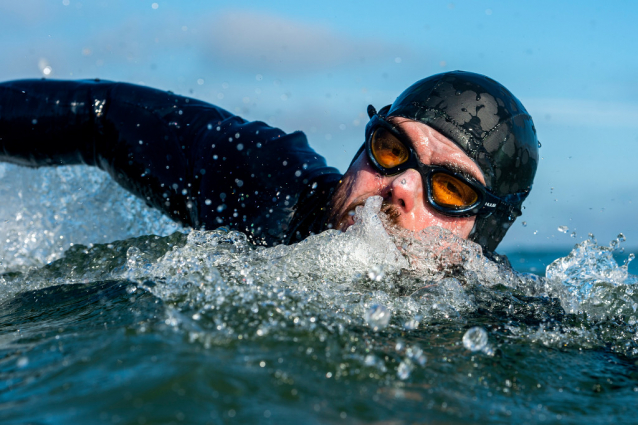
[
  {"xmin": 191, "ymin": 118, "xmax": 342, "ymax": 244},
  {"xmin": 0, "ymin": 79, "xmax": 235, "ymax": 227},
  {"xmin": 0, "ymin": 79, "xmax": 343, "ymax": 243}
]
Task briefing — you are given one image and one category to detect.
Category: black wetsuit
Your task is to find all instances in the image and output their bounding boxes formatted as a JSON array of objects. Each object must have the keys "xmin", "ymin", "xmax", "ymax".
[{"xmin": 0, "ymin": 79, "xmax": 342, "ymax": 245}]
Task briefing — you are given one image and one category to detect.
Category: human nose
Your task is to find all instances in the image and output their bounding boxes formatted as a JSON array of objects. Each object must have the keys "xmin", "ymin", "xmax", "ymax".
[{"xmin": 386, "ymin": 169, "xmax": 423, "ymax": 214}]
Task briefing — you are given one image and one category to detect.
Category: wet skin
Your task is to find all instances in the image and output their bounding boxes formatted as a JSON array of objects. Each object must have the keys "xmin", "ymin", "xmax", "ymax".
[{"xmin": 330, "ymin": 117, "xmax": 485, "ymax": 238}]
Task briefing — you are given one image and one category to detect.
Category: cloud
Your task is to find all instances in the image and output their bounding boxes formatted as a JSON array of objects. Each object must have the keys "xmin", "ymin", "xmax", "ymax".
[
  {"xmin": 203, "ymin": 10, "xmax": 409, "ymax": 73},
  {"xmin": 524, "ymin": 98, "xmax": 638, "ymax": 128},
  {"xmin": 0, "ymin": 7, "xmax": 414, "ymax": 80}
]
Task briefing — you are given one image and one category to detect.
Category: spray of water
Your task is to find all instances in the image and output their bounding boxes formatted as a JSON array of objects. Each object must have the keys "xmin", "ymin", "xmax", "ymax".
[{"xmin": 2, "ymin": 182, "xmax": 638, "ymax": 381}]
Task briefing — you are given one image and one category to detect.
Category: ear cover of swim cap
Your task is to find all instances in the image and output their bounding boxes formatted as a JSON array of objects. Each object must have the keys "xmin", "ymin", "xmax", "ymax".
[{"xmin": 386, "ymin": 71, "xmax": 539, "ymax": 252}]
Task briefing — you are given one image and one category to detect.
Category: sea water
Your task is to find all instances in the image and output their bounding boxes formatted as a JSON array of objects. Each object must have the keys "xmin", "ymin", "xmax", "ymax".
[{"xmin": 0, "ymin": 165, "xmax": 637, "ymax": 424}]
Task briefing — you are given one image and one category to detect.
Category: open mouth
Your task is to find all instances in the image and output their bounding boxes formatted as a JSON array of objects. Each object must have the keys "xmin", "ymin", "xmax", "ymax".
[
  {"xmin": 337, "ymin": 207, "xmax": 358, "ymax": 231},
  {"xmin": 338, "ymin": 198, "xmax": 402, "ymax": 232}
]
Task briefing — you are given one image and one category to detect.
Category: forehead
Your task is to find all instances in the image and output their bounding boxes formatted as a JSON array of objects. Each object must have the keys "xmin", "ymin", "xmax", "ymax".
[{"xmin": 387, "ymin": 117, "xmax": 485, "ymax": 185}]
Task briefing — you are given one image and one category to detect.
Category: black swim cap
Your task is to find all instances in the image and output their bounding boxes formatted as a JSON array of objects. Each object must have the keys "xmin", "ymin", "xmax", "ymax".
[{"xmin": 381, "ymin": 70, "xmax": 539, "ymax": 252}]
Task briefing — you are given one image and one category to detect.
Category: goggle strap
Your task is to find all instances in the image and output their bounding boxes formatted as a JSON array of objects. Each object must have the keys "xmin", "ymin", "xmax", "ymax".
[
  {"xmin": 486, "ymin": 191, "xmax": 527, "ymax": 218},
  {"xmin": 477, "ymin": 191, "xmax": 500, "ymax": 216}
]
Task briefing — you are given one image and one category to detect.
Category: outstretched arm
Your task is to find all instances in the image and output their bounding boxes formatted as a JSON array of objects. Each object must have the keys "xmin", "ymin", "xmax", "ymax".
[
  {"xmin": 0, "ymin": 79, "xmax": 342, "ymax": 243},
  {"xmin": 0, "ymin": 79, "xmax": 235, "ymax": 227}
]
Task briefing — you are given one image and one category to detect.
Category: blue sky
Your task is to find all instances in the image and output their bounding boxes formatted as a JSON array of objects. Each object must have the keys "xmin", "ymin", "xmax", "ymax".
[{"xmin": 1, "ymin": 0, "xmax": 637, "ymax": 251}]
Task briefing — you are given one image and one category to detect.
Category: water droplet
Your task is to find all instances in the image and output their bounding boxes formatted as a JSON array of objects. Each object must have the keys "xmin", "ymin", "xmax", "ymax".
[
  {"xmin": 367, "ymin": 265, "xmax": 384, "ymax": 281},
  {"xmin": 404, "ymin": 316, "xmax": 420, "ymax": 330},
  {"xmin": 365, "ymin": 304, "xmax": 391, "ymax": 331},
  {"xmin": 455, "ymin": 90, "xmax": 462, "ymax": 96},
  {"xmin": 404, "ymin": 346, "xmax": 427, "ymax": 367},
  {"xmin": 476, "ymin": 94, "xmax": 481, "ymax": 101},
  {"xmin": 416, "ymin": 354, "xmax": 427, "ymax": 366},
  {"xmin": 397, "ymin": 360, "xmax": 413, "ymax": 380},
  {"xmin": 405, "ymin": 345, "xmax": 423, "ymax": 360},
  {"xmin": 462, "ymin": 327, "xmax": 488, "ymax": 352},
  {"xmin": 570, "ymin": 231, "xmax": 577, "ymax": 238},
  {"xmin": 538, "ymin": 141, "xmax": 542, "ymax": 148},
  {"xmin": 522, "ymin": 221, "xmax": 527, "ymax": 227},
  {"xmin": 558, "ymin": 226, "xmax": 569, "ymax": 233}
]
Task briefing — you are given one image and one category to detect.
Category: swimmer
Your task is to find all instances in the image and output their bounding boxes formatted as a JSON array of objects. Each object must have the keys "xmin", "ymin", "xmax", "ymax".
[{"xmin": 0, "ymin": 71, "xmax": 538, "ymax": 254}]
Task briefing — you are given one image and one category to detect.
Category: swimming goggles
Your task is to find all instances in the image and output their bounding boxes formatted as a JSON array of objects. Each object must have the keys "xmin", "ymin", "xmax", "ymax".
[{"xmin": 365, "ymin": 113, "xmax": 520, "ymax": 218}]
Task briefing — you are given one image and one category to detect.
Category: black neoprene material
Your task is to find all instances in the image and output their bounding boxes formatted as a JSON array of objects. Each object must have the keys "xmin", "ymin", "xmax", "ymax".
[
  {"xmin": 384, "ymin": 71, "xmax": 539, "ymax": 251},
  {"xmin": 0, "ymin": 79, "xmax": 342, "ymax": 246}
]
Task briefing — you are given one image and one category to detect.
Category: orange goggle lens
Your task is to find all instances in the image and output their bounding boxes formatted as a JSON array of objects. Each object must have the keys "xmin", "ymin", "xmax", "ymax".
[
  {"xmin": 370, "ymin": 128, "xmax": 409, "ymax": 168},
  {"xmin": 431, "ymin": 173, "xmax": 479, "ymax": 208}
]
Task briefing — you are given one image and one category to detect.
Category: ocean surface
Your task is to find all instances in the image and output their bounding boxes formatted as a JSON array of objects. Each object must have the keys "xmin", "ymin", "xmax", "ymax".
[{"xmin": 0, "ymin": 165, "xmax": 637, "ymax": 425}]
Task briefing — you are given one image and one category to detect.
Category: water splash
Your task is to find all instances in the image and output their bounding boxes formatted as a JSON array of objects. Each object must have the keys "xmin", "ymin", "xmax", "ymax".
[
  {"xmin": 0, "ymin": 164, "xmax": 181, "ymax": 273},
  {"xmin": 2, "ymin": 189, "xmax": 638, "ymax": 381},
  {"xmin": 1, "ymin": 170, "xmax": 638, "ymax": 423},
  {"xmin": 546, "ymin": 233, "xmax": 638, "ymax": 319}
]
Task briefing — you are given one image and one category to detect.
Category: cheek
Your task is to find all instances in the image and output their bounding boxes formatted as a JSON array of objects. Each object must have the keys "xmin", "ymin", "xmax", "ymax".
[
  {"xmin": 329, "ymin": 154, "xmax": 386, "ymax": 227},
  {"xmin": 441, "ymin": 216, "xmax": 476, "ymax": 238},
  {"xmin": 351, "ymin": 171, "xmax": 384, "ymax": 197},
  {"xmin": 341, "ymin": 157, "xmax": 385, "ymax": 201}
]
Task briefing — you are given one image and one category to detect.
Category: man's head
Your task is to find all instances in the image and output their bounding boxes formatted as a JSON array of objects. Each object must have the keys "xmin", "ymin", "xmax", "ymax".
[{"xmin": 329, "ymin": 71, "xmax": 539, "ymax": 252}]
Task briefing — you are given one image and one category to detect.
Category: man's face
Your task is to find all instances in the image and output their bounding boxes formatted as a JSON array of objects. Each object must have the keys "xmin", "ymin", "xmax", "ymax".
[{"xmin": 329, "ymin": 117, "xmax": 485, "ymax": 239}]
